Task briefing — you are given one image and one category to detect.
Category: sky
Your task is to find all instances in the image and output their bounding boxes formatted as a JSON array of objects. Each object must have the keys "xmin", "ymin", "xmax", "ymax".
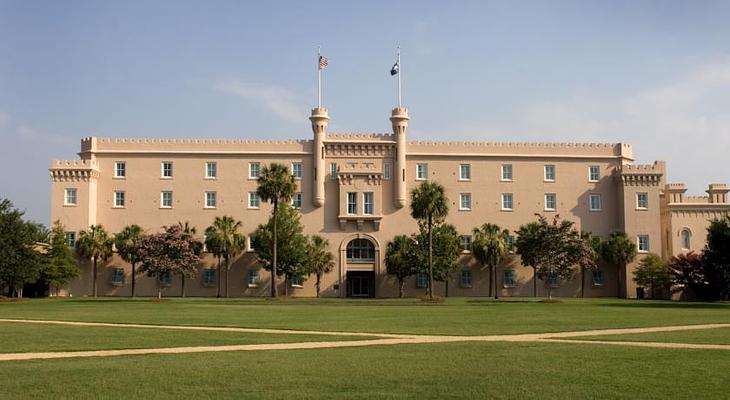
[{"xmin": 1, "ymin": 0, "xmax": 730, "ymax": 224}]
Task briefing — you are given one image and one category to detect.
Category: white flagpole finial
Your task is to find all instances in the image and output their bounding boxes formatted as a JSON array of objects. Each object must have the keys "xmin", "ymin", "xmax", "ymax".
[
  {"xmin": 317, "ymin": 46, "xmax": 322, "ymax": 108},
  {"xmin": 397, "ymin": 45, "xmax": 402, "ymax": 108}
]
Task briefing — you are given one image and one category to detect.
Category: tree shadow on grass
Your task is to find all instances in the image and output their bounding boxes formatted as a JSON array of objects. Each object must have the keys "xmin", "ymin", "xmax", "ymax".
[{"xmin": 598, "ymin": 301, "xmax": 730, "ymax": 310}]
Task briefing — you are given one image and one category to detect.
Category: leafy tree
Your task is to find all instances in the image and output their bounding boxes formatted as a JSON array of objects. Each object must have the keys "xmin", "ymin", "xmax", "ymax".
[
  {"xmin": 252, "ymin": 204, "xmax": 308, "ymax": 296},
  {"xmin": 413, "ymin": 223, "xmax": 461, "ymax": 296},
  {"xmin": 472, "ymin": 223, "xmax": 510, "ymax": 298},
  {"xmin": 515, "ymin": 215, "xmax": 595, "ymax": 299},
  {"xmin": 600, "ymin": 231, "xmax": 637, "ymax": 298},
  {"xmin": 409, "ymin": 181, "xmax": 449, "ymax": 299},
  {"xmin": 580, "ymin": 231, "xmax": 602, "ymax": 298},
  {"xmin": 43, "ymin": 221, "xmax": 80, "ymax": 296},
  {"xmin": 138, "ymin": 225, "xmax": 200, "ymax": 299},
  {"xmin": 385, "ymin": 235, "xmax": 418, "ymax": 298},
  {"xmin": 668, "ymin": 251, "xmax": 711, "ymax": 300},
  {"xmin": 114, "ymin": 224, "xmax": 145, "ymax": 297},
  {"xmin": 514, "ymin": 221, "xmax": 541, "ymax": 297},
  {"xmin": 703, "ymin": 216, "xmax": 730, "ymax": 300},
  {"xmin": 305, "ymin": 235, "xmax": 335, "ymax": 298},
  {"xmin": 256, "ymin": 163, "xmax": 297, "ymax": 297},
  {"xmin": 633, "ymin": 253, "xmax": 671, "ymax": 299},
  {"xmin": 177, "ymin": 221, "xmax": 203, "ymax": 297},
  {"xmin": 76, "ymin": 224, "xmax": 113, "ymax": 297},
  {"xmin": 204, "ymin": 216, "xmax": 245, "ymax": 298},
  {"xmin": 0, "ymin": 199, "xmax": 46, "ymax": 298}
]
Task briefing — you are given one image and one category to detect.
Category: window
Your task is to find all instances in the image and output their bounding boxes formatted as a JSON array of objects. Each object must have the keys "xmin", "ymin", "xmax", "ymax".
[
  {"xmin": 544, "ymin": 165, "xmax": 556, "ymax": 181},
  {"xmin": 159, "ymin": 271, "xmax": 172, "ymax": 287},
  {"xmin": 203, "ymin": 269, "xmax": 216, "ymax": 287},
  {"xmin": 503, "ymin": 269, "xmax": 517, "ymax": 288},
  {"xmin": 461, "ymin": 235, "xmax": 472, "ymax": 252},
  {"xmin": 205, "ymin": 162, "xmax": 217, "ymax": 179},
  {"xmin": 589, "ymin": 165, "xmax": 600, "ymax": 182},
  {"xmin": 636, "ymin": 192, "xmax": 649, "ymax": 209},
  {"xmin": 505, "ymin": 235, "xmax": 516, "ymax": 254},
  {"xmin": 363, "ymin": 192, "xmax": 374, "ymax": 215},
  {"xmin": 458, "ymin": 193, "xmax": 472, "ymax": 210},
  {"xmin": 292, "ymin": 192, "xmax": 302, "ymax": 209},
  {"xmin": 249, "ymin": 162, "xmax": 260, "ymax": 179},
  {"xmin": 247, "ymin": 270, "xmax": 260, "ymax": 287},
  {"xmin": 290, "ymin": 275, "xmax": 303, "ymax": 287},
  {"xmin": 330, "ymin": 162, "xmax": 338, "ymax": 180},
  {"xmin": 544, "ymin": 193, "xmax": 556, "ymax": 211},
  {"xmin": 161, "ymin": 191, "xmax": 173, "ymax": 208},
  {"xmin": 114, "ymin": 161, "xmax": 126, "ymax": 178},
  {"xmin": 65, "ymin": 232, "xmax": 76, "ymax": 248},
  {"xmin": 383, "ymin": 161, "xmax": 391, "ymax": 180},
  {"xmin": 592, "ymin": 270, "xmax": 605, "ymax": 287},
  {"xmin": 681, "ymin": 229, "xmax": 691, "ymax": 250},
  {"xmin": 416, "ymin": 273, "xmax": 428, "ymax": 288},
  {"xmin": 638, "ymin": 235, "xmax": 650, "ymax": 253},
  {"xmin": 205, "ymin": 191, "xmax": 217, "ymax": 208},
  {"xmin": 416, "ymin": 163, "xmax": 428, "ymax": 180},
  {"xmin": 113, "ymin": 191, "xmax": 125, "ymax": 208},
  {"xmin": 111, "ymin": 268, "xmax": 124, "ymax": 286},
  {"xmin": 161, "ymin": 161, "xmax": 173, "ymax": 178},
  {"xmin": 547, "ymin": 273, "xmax": 560, "ymax": 288},
  {"xmin": 459, "ymin": 164, "xmax": 471, "ymax": 180},
  {"xmin": 460, "ymin": 270, "xmax": 473, "ymax": 288},
  {"xmin": 501, "ymin": 193, "xmax": 513, "ymax": 211},
  {"xmin": 589, "ymin": 194, "xmax": 602, "ymax": 211},
  {"xmin": 64, "ymin": 188, "xmax": 77, "ymax": 206},
  {"xmin": 347, "ymin": 192, "xmax": 357, "ymax": 215},
  {"xmin": 248, "ymin": 192, "xmax": 260, "ymax": 209},
  {"xmin": 292, "ymin": 162, "xmax": 303, "ymax": 179},
  {"xmin": 501, "ymin": 164, "xmax": 513, "ymax": 181},
  {"xmin": 346, "ymin": 239, "xmax": 375, "ymax": 262}
]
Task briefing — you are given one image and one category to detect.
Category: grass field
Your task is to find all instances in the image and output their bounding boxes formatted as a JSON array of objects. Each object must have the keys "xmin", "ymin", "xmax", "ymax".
[{"xmin": 1, "ymin": 297, "xmax": 729, "ymax": 399}]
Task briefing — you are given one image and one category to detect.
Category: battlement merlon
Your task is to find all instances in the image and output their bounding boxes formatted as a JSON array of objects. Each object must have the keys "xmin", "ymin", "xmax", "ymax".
[
  {"xmin": 49, "ymin": 159, "xmax": 100, "ymax": 182},
  {"xmin": 407, "ymin": 141, "xmax": 632, "ymax": 160},
  {"xmin": 79, "ymin": 136, "xmax": 313, "ymax": 156}
]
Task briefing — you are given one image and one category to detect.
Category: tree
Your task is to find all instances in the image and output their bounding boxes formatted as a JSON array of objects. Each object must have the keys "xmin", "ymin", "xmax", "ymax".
[
  {"xmin": 76, "ymin": 224, "xmax": 113, "ymax": 297},
  {"xmin": 703, "ymin": 216, "xmax": 730, "ymax": 300},
  {"xmin": 256, "ymin": 163, "xmax": 297, "ymax": 298},
  {"xmin": 409, "ymin": 181, "xmax": 449, "ymax": 300},
  {"xmin": 252, "ymin": 204, "xmax": 308, "ymax": 296},
  {"xmin": 0, "ymin": 199, "xmax": 46, "ymax": 298},
  {"xmin": 177, "ymin": 221, "xmax": 203, "ymax": 297},
  {"xmin": 138, "ymin": 225, "xmax": 200, "ymax": 299},
  {"xmin": 114, "ymin": 224, "xmax": 145, "ymax": 297},
  {"xmin": 515, "ymin": 215, "xmax": 595, "ymax": 299},
  {"xmin": 305, "ymin": 235, "xmax": 335, "ymax": 298},
  {"xmin": 43, "ymin": 221, "xmax": 80, "ymax": 296},
  {"xmin": 204, "ymin": 216, "xmax": 245, "ymax": 298},
  {"xmin": 472, "ymin": 223, "xmax": 510, "ymax": 299},
  {"xmin": 633, "ymin": 253, "xmax": 671, "ymax": 299},
  {"xmin": 413, "ymin": 223, "xmax": 461, "ymax": 296},
  {"xmin": 600, "ymin": 231, "xmax": 637, "ymax": 298},
  {"xmin": 580, "ymin": 231, "xmax": 602, "ymax": 298},
  {"xmin": 385, "ymin": 235, "xmax": 418, "ymax": 298},
  {"xmin": 514, "ymin": 221, "xmax": 541, "ymax": 297},
  {"xmin": 668, "ymin": 251, "xmax": 711, "ymax": 300}
]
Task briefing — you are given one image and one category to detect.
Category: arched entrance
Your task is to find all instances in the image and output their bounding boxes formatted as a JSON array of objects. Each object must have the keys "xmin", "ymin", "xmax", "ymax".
[{"xmin": 339, "ymin": 234, "xmax": 380, "ymax": 298}]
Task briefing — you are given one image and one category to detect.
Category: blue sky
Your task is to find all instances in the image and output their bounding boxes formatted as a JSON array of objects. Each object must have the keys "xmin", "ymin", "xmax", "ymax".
[{"xmin": 2, "ymin": 0, "xmax": 730, "ymax": 224}]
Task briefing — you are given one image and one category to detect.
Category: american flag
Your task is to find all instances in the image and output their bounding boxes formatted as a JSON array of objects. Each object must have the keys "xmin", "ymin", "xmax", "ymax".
[{"xmin": 318, "ymin": 55, "xmax": 329, "ymax": 70}]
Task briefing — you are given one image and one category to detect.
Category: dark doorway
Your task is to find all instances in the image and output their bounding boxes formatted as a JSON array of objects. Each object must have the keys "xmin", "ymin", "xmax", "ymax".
[{"xmin": 346, "ymin": 271, "xmax": 375, "ymax": 298}]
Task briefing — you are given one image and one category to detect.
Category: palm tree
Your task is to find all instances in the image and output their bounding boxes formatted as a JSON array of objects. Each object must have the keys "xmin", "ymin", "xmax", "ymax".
[
  {"xmin": 472, "ymin": 223, "xmax": 510, "ymax": 299},
  {"xmin": 178, "ymin": 221, "xmax": 203, "ymax": 297},
  {"xmin": 256, "ymin": 163, "xmax": 297, "ymax": 298},
  {"xmin": 385, "ymin": 235, "xmax": 417, "ymax": 298},
  {"xmin": 306, "ymin": 235, "xmax": 335, "ymax": 298},
  {"xmin": 580, "ymin": 231, "xmax": 601, "ymax": 298},
  {"xmin": 76, "ymin": 224, "xmax": 113, "ymax": 297},
  {"xmin": 114, "ymin": 224, "xmax": 144, "ymax": 297},
  {"xmin": 204, "ymin": 216, "xmax": 245, "ymax": 298},
  {"xmin": 600, "ymin": 231, "xmax": 637, "ymax": 298},
  {"xmin": 410, "ymin": 181, "xmax": 449, "ymax": 300}
]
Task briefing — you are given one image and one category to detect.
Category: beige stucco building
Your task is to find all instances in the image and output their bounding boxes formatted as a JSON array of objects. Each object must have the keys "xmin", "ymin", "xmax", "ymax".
[{"xmin": 49, "ymin": 107, "xmax": 730, "ymax": 298}]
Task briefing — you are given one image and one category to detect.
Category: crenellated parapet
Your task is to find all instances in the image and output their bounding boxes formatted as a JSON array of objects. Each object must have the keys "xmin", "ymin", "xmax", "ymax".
[
  {"xmin": 80, "ymin": 136, "xmax": 312, "ymax": 155},
  {"xmin": 49, "ymin": 159, "xmax": 100, "ymax": 182},
  {"xmin": 326, "ymin": 133, "xmax": 395, "ymax": 141},
  {"xmin": 325, "ymin": 143, "xmax": 395, "ymax": 158},
  {"xmin": 407, "ymin": 141, "xmax": 632, "ymax": 159},
  {"xmin": 616, "ymin": 161, "xmax": 665, "ymax": 186}
]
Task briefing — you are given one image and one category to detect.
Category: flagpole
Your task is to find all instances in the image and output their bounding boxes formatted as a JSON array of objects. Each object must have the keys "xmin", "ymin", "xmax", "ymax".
[
  {"xmin": 397, "ymin": 46, "xmax": 402, "ymax": 108},
  {"xmin": 317, "ymin": 46, "xmax": 322, "ymax": 108}
]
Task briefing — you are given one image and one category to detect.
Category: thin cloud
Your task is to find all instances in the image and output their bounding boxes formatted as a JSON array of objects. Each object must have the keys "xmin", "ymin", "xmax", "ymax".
[{"xmin": 215, "ymin": 80, "xmax": 306, "ymax": 124}]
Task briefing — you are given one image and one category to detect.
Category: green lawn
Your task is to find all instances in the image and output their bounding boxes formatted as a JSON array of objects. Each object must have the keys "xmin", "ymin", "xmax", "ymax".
[{"xmin": 572, "ymin": 327, "xmax": 730, "ymax": 345}]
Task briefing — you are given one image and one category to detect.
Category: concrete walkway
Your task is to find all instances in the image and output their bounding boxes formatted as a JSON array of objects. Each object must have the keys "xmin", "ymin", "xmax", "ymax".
[{"xmin": 1, "ymin": 319, "xmax": 728, "ymax": 362}]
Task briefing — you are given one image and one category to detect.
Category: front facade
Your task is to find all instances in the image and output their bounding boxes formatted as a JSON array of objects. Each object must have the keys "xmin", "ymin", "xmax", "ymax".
[{"xmin": 49, "ymin": 107, "xmax": 730, "ymax": 298}]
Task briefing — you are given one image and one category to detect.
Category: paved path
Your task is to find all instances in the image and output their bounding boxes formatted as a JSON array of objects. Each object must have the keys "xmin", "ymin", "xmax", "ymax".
[{"xmin": 1, "ymin": 319, "xmax": 728, "ymax": 362}]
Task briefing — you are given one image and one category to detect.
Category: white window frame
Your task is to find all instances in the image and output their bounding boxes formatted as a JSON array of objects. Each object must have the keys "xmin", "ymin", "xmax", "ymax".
[
  {"xmin": 205, "ymin": 161, "xmax": 217, "ymax": 179},
  {"xmin": 416, "ymin": 163, "xmax": 428, "ymax": 180},
  {"xmin": 347, "ymin": 192, "xmax": 357, "ymax": 215},
  {"xmin": 544, "ymin": 193, "xmax": 556, "ymax": 211},
  {"xmin": 249, "ymin": 162, "xmax": 260, "ymax": 179},
  {"xmin": 637, "ymin": 235, "xmax": 650, "ymax": 253},
  {"xmin": 291, "ymin": 162, "xmax": 303, "ymax": 179},
  {"xmin": 247, "ymin": 270, "xmax": 260, "ymax": 287},
  {"xmin": 589, "ymin": 193, "xmax": 602, "ymax": 211},
  {"xmin": 248, "ymin": 192, "xmax": 260, "ymax": 209},
  {"xmin": 113, "ymin": 191, "xmax": 125, "ymax": 208},
  {"xmin": 65, "ymin": 232, "xmax": 76, "ymax": 248},
  {"xmin": 460, "ymin": 270, "xmax": 473, "ymax": 288},
  {"xmin": 503, "ymin": 269, "xmax": 517, "ymax": 288},
  {"xmin": 161, "ymin": 161, "xmax": 173, "ymax": 178},
  {"xmin": 64, "ymin": 188, "xmax": 77, "ymax": 206},
  {"xmin": 114, "ymin": 161, "xmax": 126, "ymax": 178},
  {"xmin": 205, "ymin": 191, "xmax": 217, "ymax": 209},
  {"xmin": 461, "ymin": 235, "xmax": 472, "ymax": 252},
  {"xmin": 459, "ymin": 193, "xmax": 472, "ymax": 211},
  {"xmin": 383, "ymin": 161, "xmax": 391, "ymax": 180},
  {"xmin": 292, "ymin": 192, "xmax": 302, "ymax": 209},
  {"xmin": 505, "ymin": 235, "xmax": 516, "ymax": 254},
  {"xmin": 363, "ymin": 192, "xmax": 374, "ymax": 215},
  {"xmin": 459, "ymin": 164, "xmax": 471, "ymax": 181},
  {"xmin": 501, "ymin": 164, "xmax": 513, "ymax": 181},
  {"xmin": 501, "ymin": 193, "xmax": 513, "ymax": 211},
  {"xmin": 589, "ymin": 165, "xmax": 600, "ymax": 182},
  {"xmin": 160, "ymin": 191, "xmax": 173, "ymax": 208},
  {"xmin": 544, "ymin": 164, "xmax": 556, "ymax": 182},
  {"xmin": 636, "ymin": 192, "xmax": 649, "ymax": 210},
  {"xmin": 330, "ymin": 162, "xmax": 338, "ymax": 180}
]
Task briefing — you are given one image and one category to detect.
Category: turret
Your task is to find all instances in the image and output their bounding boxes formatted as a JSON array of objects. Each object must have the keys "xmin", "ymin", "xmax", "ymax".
[
  {"xmin": 390, "ymin": 107, "xmax": 409, "ymax": 208},
  {"xmin": 310, "ymin": 108, "xmax": 329, "ymax": 207}
]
